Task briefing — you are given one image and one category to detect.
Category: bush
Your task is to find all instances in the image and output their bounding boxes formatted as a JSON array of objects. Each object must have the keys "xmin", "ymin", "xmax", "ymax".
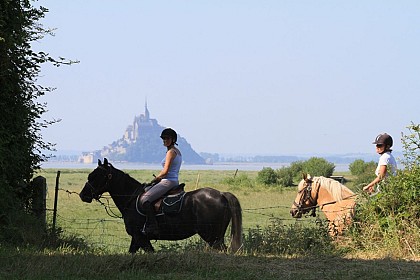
[
  {"xmin": 222, "ymin": 173, "xmax": 254, "ymax": 188},
  {"xmin": 349, "ymin": 123, "xmax": 420, "ymax": 257},
  {"xmin": 349, "ymin": 159, "xmax": 366, "ymax": 175},
  {"xmin": 401, "ymin": 122, "xmax": 420, "ymax": 170},
  {"xmin": 276, "ymin": 167, "xmax": 294, "ymax": 187},
  {"xmin": 289, "ymin": 161, "xmax": 304, "ymax": 173},
  {"xmin": 351, "ymin": 170, "xmax": 376, "ymax": 190},
  {"xmin": 349, "ymin": 159, "xmax": 376, "ymax": 189},
  {"xmin": 302, "ymin": 157, "xmax": 335, "ymax": 177},
  {"xmin": 243, "ymin": 218, "xmax": 337, "ymax": 256},
  {"xmin": 350, "ymin": 167, "xmax": 420, "ymax": 256},
  {"xmin": 349, "ymin": 159, "xmax": 376, "ymax": 176},
  {"xmin": 256, "ymin": 167, "xmax": 278, "ymax": 185}
]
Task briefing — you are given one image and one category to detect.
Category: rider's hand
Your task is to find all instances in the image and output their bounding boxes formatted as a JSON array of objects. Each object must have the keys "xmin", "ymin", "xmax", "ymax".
[
  {"xmin": 363, "ymin": 185, "xmax": 374, "ymax": 194},
  {"xmin": 151, "ymin": 177, "xmax": 161, "ymax": 184}
]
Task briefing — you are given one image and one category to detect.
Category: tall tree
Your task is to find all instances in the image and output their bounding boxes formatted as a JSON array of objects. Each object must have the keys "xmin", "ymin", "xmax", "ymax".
[{"xmin": 0, "ymin": 1, "xmax": 72, "ymax": 226}]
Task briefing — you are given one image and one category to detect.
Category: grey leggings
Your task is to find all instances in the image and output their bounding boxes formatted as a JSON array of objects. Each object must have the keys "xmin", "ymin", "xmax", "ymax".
[{"xmin": 140, "ymin": 179, "xmax": 179, "ymax": 204}]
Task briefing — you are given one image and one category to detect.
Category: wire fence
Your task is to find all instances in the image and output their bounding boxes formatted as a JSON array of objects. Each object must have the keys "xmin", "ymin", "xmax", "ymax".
[{"xmin": 41, "ymin": 171, "xmax": 343, "ymax": 253}]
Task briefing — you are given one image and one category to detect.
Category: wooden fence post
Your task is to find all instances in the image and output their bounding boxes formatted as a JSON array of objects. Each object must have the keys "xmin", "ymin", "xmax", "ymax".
[
  {"xmin": 52, "ymin": 171, "xmax": 60, "ymax": 232},
  {"xmin": 31, "ymin": 176, "xmax": 47, "ymax": 230}
]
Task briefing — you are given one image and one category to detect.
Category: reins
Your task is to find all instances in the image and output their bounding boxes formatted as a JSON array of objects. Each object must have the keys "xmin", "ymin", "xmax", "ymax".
[
  {"xmin": 299, "ymin": 193, "xmax": 358, "ymax": 213},
  {"xmin": 90, "ymin": 164, "xmax": 144, "ymax": 219},
  {"xmin": 294, "ymin": 179, "xmax": 358, "ymax": 215},
  {"xmin": 96, "ymin": 197, "xmax": 123, "ymax": 219}
]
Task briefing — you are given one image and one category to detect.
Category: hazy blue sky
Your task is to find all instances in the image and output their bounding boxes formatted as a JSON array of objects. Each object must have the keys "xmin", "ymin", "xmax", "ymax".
[{"xmin": 36, "ymin": 1, "xmax": 419, "ymax": 156}]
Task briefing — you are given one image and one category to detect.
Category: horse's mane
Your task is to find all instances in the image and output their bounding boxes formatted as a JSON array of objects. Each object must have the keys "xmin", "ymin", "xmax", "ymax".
[
  {"xmin": 315, "ymin": 176, "xmax": 354, "ymax": 201},
  {"xmin": 111, "ymin": 165, "xmax": 144, "ymax": 189},
  {"xmin": 298, "ymin": 176, "xmax": 355, "ymax": 202}
]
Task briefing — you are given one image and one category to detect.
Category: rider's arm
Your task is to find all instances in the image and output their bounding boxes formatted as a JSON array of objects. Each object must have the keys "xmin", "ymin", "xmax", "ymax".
[
  {"xmin": 364, "ymin": 165, "xmax": 387, "ymax": 193},
  {"xmin": 156, "ymin": 149, "xmax": 176, "ymax": 180}
]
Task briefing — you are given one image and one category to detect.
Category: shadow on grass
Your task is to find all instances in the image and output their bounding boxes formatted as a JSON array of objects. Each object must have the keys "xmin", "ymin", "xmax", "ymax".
[{"xmin": 0, "ymin": 248, "xmax": 418, "ymax": 280}]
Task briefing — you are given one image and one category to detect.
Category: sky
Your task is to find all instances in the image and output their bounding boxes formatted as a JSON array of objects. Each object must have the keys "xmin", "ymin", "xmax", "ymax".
[{"xmin": 35, "ymin": 0, "xmax": 419, "ymax": 156}]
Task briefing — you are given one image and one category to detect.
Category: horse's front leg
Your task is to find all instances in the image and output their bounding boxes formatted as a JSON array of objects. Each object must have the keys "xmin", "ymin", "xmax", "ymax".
[
  {"xmin": 125, "ymin": 215, "xmax": 155, "ymax": 253},
  {"xmin": 129, "ymin": 233, "xmax": 154, "ymax": 253},
  {"xmin": 129, "ymin": 236, "xmax": 141, "ymax": 253}
]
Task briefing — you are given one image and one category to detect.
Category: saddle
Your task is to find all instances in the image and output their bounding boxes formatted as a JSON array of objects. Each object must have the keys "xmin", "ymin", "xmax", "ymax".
[{"xmin": 136, "ymin": 183, "xmax": 186, "ymax": 216}]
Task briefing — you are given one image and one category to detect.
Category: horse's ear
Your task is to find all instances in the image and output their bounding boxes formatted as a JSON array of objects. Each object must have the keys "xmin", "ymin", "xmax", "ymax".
[
  {"xmin": 302, "ymin": 173, "xmax": 312, "ymax": 182},
  {"xmin": 104, "ymin": 158, "xmax": 109, "ymax": 166},
  {"xmin": 98, "ymin": 159, "xmax": 102, "ymax": 166}
]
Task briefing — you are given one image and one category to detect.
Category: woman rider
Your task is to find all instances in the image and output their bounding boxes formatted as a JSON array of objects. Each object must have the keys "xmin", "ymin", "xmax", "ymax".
[
  {"xmin": 363, "ymin": 133, "xmax": 397, "ymax": 195},
  {"xmin": 140, "ymin": 128, "xmax": 182, "ymax": 236}
]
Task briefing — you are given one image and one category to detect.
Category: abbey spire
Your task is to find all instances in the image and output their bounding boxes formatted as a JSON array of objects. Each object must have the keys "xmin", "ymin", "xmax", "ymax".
[{"xmin": 145, "ymin": 99, "xmax": 150, "ymax": 120}]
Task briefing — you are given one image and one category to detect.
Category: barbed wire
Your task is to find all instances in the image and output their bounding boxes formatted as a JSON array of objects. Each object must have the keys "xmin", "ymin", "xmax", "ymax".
[
  {"xmin": 55, "ymin": 187, "xmax": 354, "ymax": 221},
  {"xmin": 47, "ymin": 187, "xmax": 352, "ymax": 245}
]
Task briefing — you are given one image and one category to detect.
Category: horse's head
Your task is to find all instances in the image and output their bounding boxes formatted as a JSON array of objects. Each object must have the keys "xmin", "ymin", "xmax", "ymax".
[
  {"xmin": 79, "ymin": 158, "xmax": 113, "ymax": 203},
  {"xmin": 290, "ymin": 173, "xmax": 318, "ymax": 218}
]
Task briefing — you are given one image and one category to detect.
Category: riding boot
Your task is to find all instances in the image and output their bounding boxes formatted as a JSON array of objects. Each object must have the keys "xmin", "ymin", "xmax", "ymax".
[{"xmin": 142, "ymin": 201, "xmax": 159, "ymax": 236}]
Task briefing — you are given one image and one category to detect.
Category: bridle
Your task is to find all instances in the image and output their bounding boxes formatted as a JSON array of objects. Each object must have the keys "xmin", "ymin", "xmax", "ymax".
[
  {"xmin": 84, "ymin": 164, "xmax": 145, "ymax": 219},
  {"xmin": 293, "ymin": 179, "xmax": 320, "ymax": 217},
  {"xmin": 85, "ymin": 165, "xmax": 113, "ymax": 201}
]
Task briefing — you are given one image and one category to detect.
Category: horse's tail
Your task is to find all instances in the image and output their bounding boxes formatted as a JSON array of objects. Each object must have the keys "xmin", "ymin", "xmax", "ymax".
[{"xmin": 222, "ymin": 192, "xmax": 243, "ymax": 253}]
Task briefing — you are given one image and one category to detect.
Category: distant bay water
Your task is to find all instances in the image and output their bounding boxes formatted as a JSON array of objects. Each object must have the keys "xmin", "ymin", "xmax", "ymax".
[{"xmin": 41, "ymin": 161, "xmax": 350, "ymax": 172}]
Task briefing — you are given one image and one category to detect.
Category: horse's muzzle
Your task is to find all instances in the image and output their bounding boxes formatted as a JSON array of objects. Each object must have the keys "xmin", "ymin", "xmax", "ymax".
[
  {"xmin": 290, "ymin": 208, "xmax": 302, "ymax": 218},
  {"xmin": 79, "ymin": 183, "xmax": 94, "ymax": 203}
]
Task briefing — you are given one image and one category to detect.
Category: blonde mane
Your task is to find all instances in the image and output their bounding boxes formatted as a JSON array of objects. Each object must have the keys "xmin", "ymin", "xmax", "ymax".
[
  {"xmin": 298, "ymin": 176, "xmax": 355, "ymax": 202},
  {"xmin": 314, "ymin": 176, "xmax": 354, "ymax": 201}
]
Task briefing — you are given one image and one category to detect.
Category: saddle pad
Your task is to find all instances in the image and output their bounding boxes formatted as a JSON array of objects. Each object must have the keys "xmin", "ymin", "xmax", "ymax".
[
  {"xmin": 135, "ymin": 191, "xmax": 186, "ymax": 215},
  {"xmin": 162, "ymin": 192, "xmax": 186, "ymax": 214}
]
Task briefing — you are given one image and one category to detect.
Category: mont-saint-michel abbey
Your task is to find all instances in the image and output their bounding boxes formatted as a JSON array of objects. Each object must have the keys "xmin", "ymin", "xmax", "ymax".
[{"xmin": 80, "ymin": 103, "xmax": 205, "ymax": 164}]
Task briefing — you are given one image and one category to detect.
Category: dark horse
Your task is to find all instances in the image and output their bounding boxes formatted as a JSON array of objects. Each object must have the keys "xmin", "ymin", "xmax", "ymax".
[{"xmin": 79, "ymin": 158, "xmax": 243, "ymax": 253}]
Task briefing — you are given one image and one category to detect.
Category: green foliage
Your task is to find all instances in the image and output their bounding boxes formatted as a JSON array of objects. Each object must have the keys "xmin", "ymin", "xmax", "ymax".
[
  {"xmin": 289, "ymin": 161, "xmax": 304, "ymax": 181},
  {"xmin": 349, "ymin": 159, "xmax": 375, "ymax": 176},
  {"xmin": 351, "ymin": 171, "xmax": 376, "ymax": 190},
  {"xmin": 400, "ymin": 122, "xmax": 420, "ymax": 170},
  {"xmin": 275, "ymin": 158, "xmax": 335, "ymax": 186},
  {"xmin": 349, "ymin": 126, "xmax": 420, "ymax": 257},
  {"xmin": 289, "ymin": 161, "xmax": 304, "ymax": 174},
  {"xmin": 349, "ymin": 159, "xmax": 376, "ymax": 189},
  {"xmin": 350, "ymin": 167, "xmax": 420, "ymax": 256},
  {"xmin": 301, "ymin": 157, "xmax": 335, "ymax": 177},
  {"xmin": 222, "ymin": 173, "xmax": 255, "ymax": 188},
  {"xmin": 256, "ymin": 167, "xmax": 278, "ymax": 185},
  {"xmin": 161, "ymin": 218, "xmax": 338, "ymax": 257},
  {"xmin": 243, "ymin": 218, "xmax": 337, "ymax": 256},
  {"xmin": 0, "ymin": 1, "xmax": 75, "ymax": 244},
  {"xmin": 276, "ymin": 166, "xmax": 294, "ymax": 187}
]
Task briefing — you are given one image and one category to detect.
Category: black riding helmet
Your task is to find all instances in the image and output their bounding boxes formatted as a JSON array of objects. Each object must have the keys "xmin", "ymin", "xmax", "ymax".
[
  {"xmin": 373, "ymin": 133, "xmax": 393, "ymax": 147},
  {"xmin": 160, "ymin": 128, "xmax": 177, "ymax": 144}
]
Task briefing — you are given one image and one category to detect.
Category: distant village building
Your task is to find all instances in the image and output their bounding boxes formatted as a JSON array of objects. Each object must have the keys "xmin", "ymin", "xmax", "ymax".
[
  {"xmin": 80, "ymin": 102, "xmax": 205, "ymax": 164},
  {"xmin": 78, "ymin": 152, "xmax": 94, "ymax": 164}
]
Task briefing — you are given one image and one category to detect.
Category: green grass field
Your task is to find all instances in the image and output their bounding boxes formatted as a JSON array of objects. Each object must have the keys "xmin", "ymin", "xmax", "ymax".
[
  {"xmin": 1, "ymin": 168, "xmax": 419, "ymax": 279},
  {"xmin": 36, "ymin": 168, "xmax": 308, "ymax": 253}
]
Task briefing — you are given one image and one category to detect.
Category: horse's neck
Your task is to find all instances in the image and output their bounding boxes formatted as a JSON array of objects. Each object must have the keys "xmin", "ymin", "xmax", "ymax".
[
  {"xmin": 318, "ymin": 187, "xmax": 355, "ymax": 221},
  {"xmin": 317, "ymin": 187, "xmax": 334, "ymax": 207},
  {"xmin": 108, "ymin": 173, "xmax": 138, "ymax": 214}
]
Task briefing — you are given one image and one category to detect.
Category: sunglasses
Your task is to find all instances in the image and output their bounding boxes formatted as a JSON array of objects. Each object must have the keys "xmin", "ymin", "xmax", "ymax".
[{"xmin": 376, "ymin": 144, "xmax": 384, "ymax": 148}]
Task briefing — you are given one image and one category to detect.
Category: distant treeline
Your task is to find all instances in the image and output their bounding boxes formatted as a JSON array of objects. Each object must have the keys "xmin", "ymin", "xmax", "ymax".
[
  {"xmin": 48, "ymin": 152, "xmax": 382, "ymax": 165},
  {"xmin": 200, "ymin": 153, "xmax": 380, "ymax": 164}
]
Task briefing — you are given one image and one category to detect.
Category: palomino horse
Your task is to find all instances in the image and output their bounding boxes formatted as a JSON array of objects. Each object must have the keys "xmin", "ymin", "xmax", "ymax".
[
  {"xmin": 79, "ymin": 159, "xmax": 242, "ymax": 253},
  {"xmin": 290, "ymin": 174, "xmax": 356, "ymax": 235}
]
